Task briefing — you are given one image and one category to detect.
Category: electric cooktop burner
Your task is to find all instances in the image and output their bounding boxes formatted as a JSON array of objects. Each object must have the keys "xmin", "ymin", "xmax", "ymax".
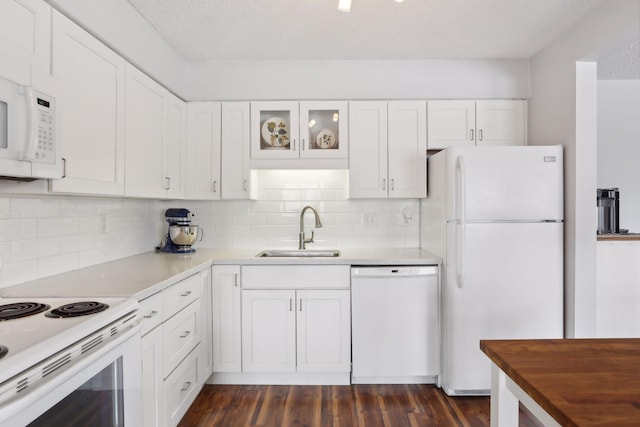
[
  {"xmin": 0, "ymin": 302, "xmax": 51, "ymax": 321},
  {"xmin": 45, "ymin": 301, "xmax": 109, "ymax": 318},
  {"xmin": 0, "ymin": 345, "xmax": 7, "ymax": 360}
]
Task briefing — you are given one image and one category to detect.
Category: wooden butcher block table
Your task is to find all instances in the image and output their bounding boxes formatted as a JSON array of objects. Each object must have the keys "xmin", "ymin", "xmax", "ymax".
[{"xmin": 480, "ymin": 338, "xmax": 640, "ymax": 427}]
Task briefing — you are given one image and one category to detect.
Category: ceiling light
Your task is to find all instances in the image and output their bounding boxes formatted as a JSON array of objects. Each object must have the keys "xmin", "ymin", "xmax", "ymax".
[{"xmin": 338, "ymin": 0, "xmax": 351, "ymax": 12}]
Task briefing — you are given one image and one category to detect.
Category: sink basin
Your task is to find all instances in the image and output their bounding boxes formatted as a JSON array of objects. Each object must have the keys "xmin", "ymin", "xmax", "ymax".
[{"xmin": 256, "ymin": 249, "xmax": 341, "ymax": 258}]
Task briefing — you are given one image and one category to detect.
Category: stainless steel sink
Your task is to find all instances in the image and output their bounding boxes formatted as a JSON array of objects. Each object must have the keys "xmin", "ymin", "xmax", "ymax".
[{"xmin": 256, "ymin": 249, "xmax": 341, "ymax": 258}]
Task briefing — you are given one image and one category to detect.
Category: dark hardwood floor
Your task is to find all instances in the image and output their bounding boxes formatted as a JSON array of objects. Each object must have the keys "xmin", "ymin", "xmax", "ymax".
[{"xmin": 179, "ymin": 384, "xmax": 543, "ymax": 427}]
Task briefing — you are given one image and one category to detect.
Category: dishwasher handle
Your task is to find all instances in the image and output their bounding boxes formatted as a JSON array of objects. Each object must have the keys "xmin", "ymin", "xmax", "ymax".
[{"xmin": 351, "ymin": 266, "xmax": 438, "ymax": 278}]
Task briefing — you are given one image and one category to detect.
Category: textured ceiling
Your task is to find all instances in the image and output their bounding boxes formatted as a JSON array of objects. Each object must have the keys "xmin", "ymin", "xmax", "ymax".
[
  {"xmin": 125, "ymin": 0, "xmax": 608, "ymax": 60},
  {"xmin": 599, "ymin": 40, "xmax": 640, "ymax": 80}
]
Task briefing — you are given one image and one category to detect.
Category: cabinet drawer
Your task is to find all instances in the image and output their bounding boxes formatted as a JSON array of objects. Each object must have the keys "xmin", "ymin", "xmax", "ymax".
[
  {"xmin": 242, "ymin": 265, "xmax": 350, "ymax": 289},
  {"xmin": 163, "ymin": 300, "xmax": 199, "ymax": 377},
  {"xmin": 164, "ymin": 344, "xmax": 201, "ymax": 427},
  {"xmin": 163, "ymin": 273, "xmax": 201, "ymax": 318},
  {"xmin": 140, "ymin": 292, "xmax": 164, "ymax": 336}
]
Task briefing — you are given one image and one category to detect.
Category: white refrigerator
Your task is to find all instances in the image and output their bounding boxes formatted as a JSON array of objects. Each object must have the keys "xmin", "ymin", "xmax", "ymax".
[{"xmin": 423, "ymin": 145, "xmax": 564, "ymax": 396}]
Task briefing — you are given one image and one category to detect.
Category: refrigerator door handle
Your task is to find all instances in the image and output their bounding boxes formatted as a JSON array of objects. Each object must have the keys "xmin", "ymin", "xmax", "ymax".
[
  {"xmin": 456, "ymin": 155, "xmax": 466, "ymax": 221},
  {"xmin": 455, "ymin": 222, "xmax": 465, "ymax": 288}
]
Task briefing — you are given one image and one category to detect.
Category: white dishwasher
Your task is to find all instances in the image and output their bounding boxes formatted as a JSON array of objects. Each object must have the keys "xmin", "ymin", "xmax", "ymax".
[{"xmin": 351, "ymin": 265, "xmax": 440, "ymax": 384}]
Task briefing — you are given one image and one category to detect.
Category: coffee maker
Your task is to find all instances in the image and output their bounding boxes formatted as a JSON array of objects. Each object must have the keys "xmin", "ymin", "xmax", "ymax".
[
  {"xmin": 159, "ymin": 208, "xmax": 201, "ymax": 253},
  {"xmin": 597, "ymin": 188, "xmax": 620, "ymax": 235}
]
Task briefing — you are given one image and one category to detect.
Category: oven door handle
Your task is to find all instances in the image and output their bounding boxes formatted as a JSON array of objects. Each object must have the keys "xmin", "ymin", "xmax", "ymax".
[{"xmin": 0, "ymin": 322, "xmax": 142, "ymax": 426}]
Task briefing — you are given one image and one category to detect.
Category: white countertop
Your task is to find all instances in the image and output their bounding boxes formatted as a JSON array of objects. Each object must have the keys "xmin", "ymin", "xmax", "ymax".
[{"xmin": 0, "ymin": 248, "xmax": 440, "ymax": 301}]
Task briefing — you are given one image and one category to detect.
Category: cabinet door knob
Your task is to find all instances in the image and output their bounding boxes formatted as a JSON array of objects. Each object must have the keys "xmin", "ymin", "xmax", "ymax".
[
  {"xmin": 179, "ymin": 331, "xmax": 191, "ymax": 338},
  {"xmin": 234, "ymin": 273, "xmax": 238, "ymax": 287},
  {"xmin": 181, "ymin": 381, "xmax": 192, "ymax": 391},
  {"xmin": 299, "ymin": 298, "xmax": 303, "ymax": 312},
  {"xmin": 164, "ymin": 176, "xmax": 171, "ymax": 190},
  {"xmin": 180, "ymin": 291, "xmax": 192, "ymax": 297},
  {"xmin": 478, "ymin": 129, "xmax": 483, "ymax": 142},
  {"xmin": 213, "ymin": 180, "xmax": 218, "ymax": 192},
  {"xmin": 289, "ymin": 298, "xmax": 293, "ymax": 312},
  {"xmin": 62, "ymin": 157, "xmax": 67, "ymax": 178},
  {"xmin": 243, "ymin": 180, "xmax": 248, "ymax": 192},
  {"xmin": 469, "ymin": 129, "xmax": 475, "ymax": 141}
]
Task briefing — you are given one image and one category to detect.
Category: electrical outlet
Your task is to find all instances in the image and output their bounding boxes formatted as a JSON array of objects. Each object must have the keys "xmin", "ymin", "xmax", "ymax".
[
  {"xmin": 99, "ymin": 213, "xmax": 109, "ymax": 233},
  {"xmin": 402, "ymin": 206, "xmax": 413, "ymax": 226},
  {"xmin": 363, "ymin": 213, "xmax": 377, "ymax": 227}
]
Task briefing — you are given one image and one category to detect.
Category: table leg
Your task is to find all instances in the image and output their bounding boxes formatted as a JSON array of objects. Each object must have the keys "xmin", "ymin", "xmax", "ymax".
[{"xmin": 490, "ymin": 362, "xmax": 519, "ymax": 427}]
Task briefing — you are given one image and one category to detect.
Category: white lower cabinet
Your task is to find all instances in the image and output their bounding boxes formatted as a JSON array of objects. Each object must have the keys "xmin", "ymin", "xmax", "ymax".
[
  {"xmin": 236, "ymin": 265, "xmax": 351, "ymax": 384},
  {"xmin": 242, "ymin": 289, "xmax": 350, "ymax": 373},
  {"xmin": 141, "ymin": 321, "xmax": 163, "ymax": 427},
  {"xmin": 242, "ymin": 289, "xmax": 296, "ymax": 373},
  {"xmin": 140, "ymin": 269, "xmax": 211, "ymax": 427},
  {"xmin": 211, "ymin": 265, "xmax": 242, "ymax": 373},
  {"xmin": 164, "ymin": 345, "xmax": 201, "ymax": 427}
]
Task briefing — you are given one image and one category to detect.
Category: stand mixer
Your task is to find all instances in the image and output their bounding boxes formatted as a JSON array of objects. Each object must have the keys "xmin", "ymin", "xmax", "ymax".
[{"xmin": 159, "ymin": 208, "xmax": 201, "ymax": 253}]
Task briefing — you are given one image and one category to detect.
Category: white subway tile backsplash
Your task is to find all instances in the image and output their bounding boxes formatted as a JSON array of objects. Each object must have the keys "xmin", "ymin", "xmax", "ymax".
[
  {"xmin": 37, "ymin": 218, "xmax": 79, "ymax": 237},
  {"xmin": 11, "ymin": 198, "xmax": 61, "ymax": 218},
  {"xmin": 0, "ymin": 199, "xmax": 10, "ymax": 219},
  {"xmin": 0, "ymin": 219, "xmax": 38, "ymax": 242},
  {"xmin": 11, "ymin": 237, "xmax": 60, "ymax": 263},
  {"xmin": 0, "ymin": 170, "xmax": 422, "ymax": 289}
]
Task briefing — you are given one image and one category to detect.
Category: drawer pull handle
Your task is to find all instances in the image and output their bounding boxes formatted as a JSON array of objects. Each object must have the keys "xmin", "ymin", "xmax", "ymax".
[
  {"xmin": 180, "ymin": 331, "xmax": 191, "ymax": 338},
  {"xmin": 180, "ymin": 291, "xmax": 192, "ymax": 297},
  {"xmin": 143, "ymin": 310, "xmax": 158, "ymax": 319},
  {"xmin": 181, "ymin": 381, "xmax": 192, "ymax": 391}
]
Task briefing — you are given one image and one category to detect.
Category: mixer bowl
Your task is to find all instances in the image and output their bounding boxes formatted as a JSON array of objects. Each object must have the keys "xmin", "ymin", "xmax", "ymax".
[{"xmin": 169, "ymin": 225, "xmax": 199, "ymax": 246}]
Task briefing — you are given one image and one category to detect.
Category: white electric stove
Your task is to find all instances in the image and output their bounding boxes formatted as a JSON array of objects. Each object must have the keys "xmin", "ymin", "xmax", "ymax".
[{"xmin": 0, "ymin": 296, "xmax": 142, "ymax": 426}]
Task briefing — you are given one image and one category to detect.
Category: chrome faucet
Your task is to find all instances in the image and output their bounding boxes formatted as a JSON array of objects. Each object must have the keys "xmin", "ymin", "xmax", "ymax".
[{"xmin": 299, "ymin": 206, "xmax": 323, "ymax": 250}]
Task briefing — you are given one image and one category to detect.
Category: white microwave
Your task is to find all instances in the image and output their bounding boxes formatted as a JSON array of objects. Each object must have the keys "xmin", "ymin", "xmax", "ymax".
[{"xmin": 0, "ymin": 74, "xmax": 61, "ymax": 181}]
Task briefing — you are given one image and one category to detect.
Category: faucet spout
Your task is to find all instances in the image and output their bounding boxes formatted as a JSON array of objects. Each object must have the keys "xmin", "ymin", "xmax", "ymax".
[{"xmin": 299, "ymin": 206, "xmax": 323, "ymax": 250}]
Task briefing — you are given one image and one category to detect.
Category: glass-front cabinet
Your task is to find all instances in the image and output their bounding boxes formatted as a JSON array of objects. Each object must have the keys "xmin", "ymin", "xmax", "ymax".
[{"xmin": 250, "ymin": 101, "xmax": 348, "ymax": 160}]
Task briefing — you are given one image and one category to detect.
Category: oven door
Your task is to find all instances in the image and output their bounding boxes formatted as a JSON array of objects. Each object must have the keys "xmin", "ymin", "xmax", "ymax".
[{"xmin": 0, "ymin": 323, "xmax": 142, "ymax": 427}]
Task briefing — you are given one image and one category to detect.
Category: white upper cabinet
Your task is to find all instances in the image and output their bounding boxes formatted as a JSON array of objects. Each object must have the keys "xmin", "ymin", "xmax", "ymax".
[
  {"xmin": 0, "ymin": 0, "xmax": 51, "ymax": 84},
  {"xmin": 349, "ymin": 101, "xmax": 426, "ymax": 199},
  {"xmin": 124, "ymin": 64, "xmax": 186, "ymax": 199},
  {"xmin": 250, "ymin": 101, "xmax": 348, "ymax": 168},
  {"xmin": 49, "ymin": 11, "xmax": 126, "ymax": 196},
  {"xmin": 298, "ymin": 101, "xmax": 348, "ymax": 159},
  {"xmin": 186, "ymin": 102, "xmax": 221, "ymax": 200},
  {"xmin": 388, "ymin": 101, "xmax": 427, "ymax": 199},
  {"xmin": 348, "ymin": 101, "xmax": 388, "ymax": 198},
  {"xmin": 427, "ymin": 100, "xmax": 526, "ymax": 149},
  {"xmin": 475, "ymin": 100, "xmax": 527, "ymax": 147},
  {"xmin": 124, "ymin": 63, "xmax": 164, "ymax": 198},
  {"xmin": 162, "ymin": 92, "xmax": 187, "ymax": 199},
  {"xmin": 221, "ymin": 102, "xmax": 251, "ymax": 200},
  {"xmin": 250, "ymin": 101, "xmax": 300, "ymax": 159}
]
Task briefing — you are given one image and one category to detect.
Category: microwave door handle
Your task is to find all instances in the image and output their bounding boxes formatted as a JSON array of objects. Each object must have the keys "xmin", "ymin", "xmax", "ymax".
[{"xmin": 21, "ymin": 86, "xmax": 38, "ymax": 161}]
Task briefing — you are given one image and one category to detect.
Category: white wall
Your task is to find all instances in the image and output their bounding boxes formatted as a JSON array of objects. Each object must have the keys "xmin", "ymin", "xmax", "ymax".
[
  {"xmin": 598, "ymin": 80, "xmax": 640, "ymax": 232},
  {"xmin": 529, "ymin": 0, "xmax": 640, "ymax": 338},
  {"xmin": 185, "ymin": 59, "xmax": 530, "ymax": 101}
]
